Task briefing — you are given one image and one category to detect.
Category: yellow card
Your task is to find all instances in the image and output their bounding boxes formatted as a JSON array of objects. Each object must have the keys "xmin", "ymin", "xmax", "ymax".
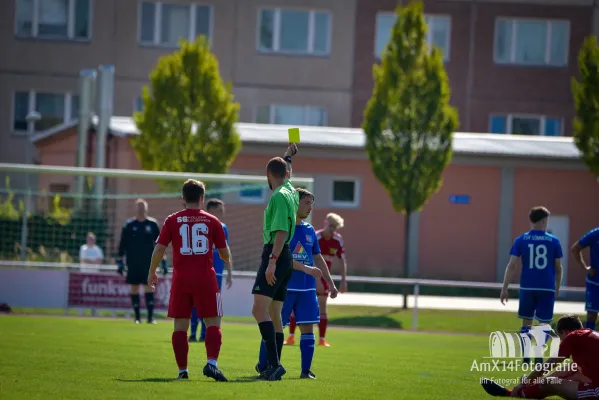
[{"xmin": 288, "ymin": 127, "xmax": 300, "ymax": 143}]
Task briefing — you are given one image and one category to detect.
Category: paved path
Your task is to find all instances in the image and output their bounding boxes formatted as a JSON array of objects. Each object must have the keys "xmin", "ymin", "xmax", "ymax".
[{"xmin": 329, "ymin": 292, "xmax": 585, "ymax": 314}]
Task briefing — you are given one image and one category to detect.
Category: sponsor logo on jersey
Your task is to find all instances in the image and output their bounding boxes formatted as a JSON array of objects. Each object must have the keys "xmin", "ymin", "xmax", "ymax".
[
  {"xmin": 293, "ymin": 242, "xmax": 310, "ymax": 263},
  {"xmin": 146, "ymin": 225, "xmax": 152, "ymax": 233},
  {"xmin": 329, "ymin": 248, "xmax": 337, "ymax": 255},
  {"xmin": 306, "ymin": 234, "xmax": 312, "ymax": 243}
]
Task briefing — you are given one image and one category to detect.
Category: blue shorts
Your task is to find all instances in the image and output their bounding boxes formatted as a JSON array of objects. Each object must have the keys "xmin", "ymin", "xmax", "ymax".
[
  {"xmin": 518, "ymin": 289, "xmax": 555, "ymax": 323},
  {"xmin": 282, "ymin": 290, "xmax": 320, "ymax": 327},
  {"xmin": 585, "ymin": 281, "xmax": 599, "ymax": 312}
]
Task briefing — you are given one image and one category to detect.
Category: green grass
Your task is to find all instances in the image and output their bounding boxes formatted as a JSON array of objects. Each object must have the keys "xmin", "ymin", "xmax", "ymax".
[
  {"xmin": 10, "ymin": 305, "xmax": 580, "ymax": 335},
  {"xmin": 0, "ymin": 315, "xmax": 539, "ymax": 399}
]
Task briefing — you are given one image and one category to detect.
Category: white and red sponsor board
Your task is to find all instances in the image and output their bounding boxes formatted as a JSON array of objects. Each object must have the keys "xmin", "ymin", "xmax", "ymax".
[{"xmin": 68, "ymin": 272, "xmax": 172, "ymax": 309}]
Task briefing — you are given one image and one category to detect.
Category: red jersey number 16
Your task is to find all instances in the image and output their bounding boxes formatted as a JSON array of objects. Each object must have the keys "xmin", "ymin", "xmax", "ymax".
[{"xmin": 179, "ymin": 223, "xmax": 209, "ymax": 255}]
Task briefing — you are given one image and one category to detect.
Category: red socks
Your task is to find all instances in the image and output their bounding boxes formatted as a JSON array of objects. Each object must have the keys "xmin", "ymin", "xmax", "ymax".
[
  {"xmin": 289, "ymin": 314, "xmax": 297, "ymax": 335},
  {"xmin": 319, "ymin": 314, "xmax": 328, "ymax": 339},
  {"xmin": 172, "ymin": 331, "xmax": 189, "ymax": 370},
  {"xmin": 205, "ymin": 326, "xmax": 222, "ymax": 362}
]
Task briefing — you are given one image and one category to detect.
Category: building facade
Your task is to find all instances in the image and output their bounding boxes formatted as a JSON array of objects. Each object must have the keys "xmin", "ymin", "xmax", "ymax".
[
  {"xmin": 2, "ymin": 0, "xmax": 599, "ymax": 171},
  {"xmin": 29, "ymin": 120, "xmax": 599, "ymax": 289}
]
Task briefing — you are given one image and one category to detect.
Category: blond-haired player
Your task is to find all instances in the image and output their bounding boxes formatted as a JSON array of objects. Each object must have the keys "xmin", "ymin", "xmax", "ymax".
[{"xmin": 285, "ymin": 213, "xmax": 348, "ymax": 347}]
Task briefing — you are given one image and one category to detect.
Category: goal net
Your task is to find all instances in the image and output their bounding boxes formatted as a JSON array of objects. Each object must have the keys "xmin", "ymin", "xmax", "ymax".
[{"xmin": 0, "ymin": 164, "xmax": 314, "ymax": 272}]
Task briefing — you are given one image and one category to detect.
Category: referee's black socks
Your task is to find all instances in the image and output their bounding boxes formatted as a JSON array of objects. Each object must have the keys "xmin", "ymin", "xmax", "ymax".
[
  {"xmin": 258, "ymin": 321, "xmax": 279, "ymax": 367},
  {"xmin": 130, "ymin": 294, "xmax": 141, "ymax": 321},
  {"xmin": 145, "ymin": 292, "xmax": 155, "ymax": 322}
]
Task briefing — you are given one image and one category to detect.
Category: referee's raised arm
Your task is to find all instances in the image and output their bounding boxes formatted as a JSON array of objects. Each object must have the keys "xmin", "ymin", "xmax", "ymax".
[{"xmin": 251, "ymin": 143, "xmax": 300, "ymax": 381}]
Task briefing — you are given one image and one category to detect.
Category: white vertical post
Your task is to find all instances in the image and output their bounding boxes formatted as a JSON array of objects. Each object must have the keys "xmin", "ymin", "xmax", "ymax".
[
  {"xmin": 94, "ymin": 65, "xmax": 115, "ymax": 216},
  {"xmin": 75, "ymin": 69, "xmax": 97, "ymax": 211},
  {"xmin": 412, "ymin": 283, "xmax": 420, "ymax": 331}
]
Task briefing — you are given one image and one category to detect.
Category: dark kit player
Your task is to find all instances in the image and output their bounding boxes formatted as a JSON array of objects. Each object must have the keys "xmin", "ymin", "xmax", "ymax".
[
  {"xmin": 148, "ymin": 179, "xmax": 232, "ymax": 382},
  {"xmin": 117, "ymin": 198, "xmax": 167, "ymax": 324},
  {"xmin": 251, "ymin": 143, "xmax": 299, "ymax": 381}
]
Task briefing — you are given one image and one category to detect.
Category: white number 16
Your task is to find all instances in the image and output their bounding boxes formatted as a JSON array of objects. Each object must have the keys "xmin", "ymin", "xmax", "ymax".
[{"xmin": 179, "ymin": 223, "xmax": 209, "ymax": 255}]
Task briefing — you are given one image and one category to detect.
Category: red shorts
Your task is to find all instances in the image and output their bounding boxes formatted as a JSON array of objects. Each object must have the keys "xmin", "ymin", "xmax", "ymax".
[
  {"xmin": 167, "ymin": 274, "xmax": 223, "ymax": 319},
  {"xmin": 317, "ymin": 278, "xmax": 329, "ymax": 296},
  {"xmin": 578, "ymin": 382, "xmax": 599, "ymax": 399}
]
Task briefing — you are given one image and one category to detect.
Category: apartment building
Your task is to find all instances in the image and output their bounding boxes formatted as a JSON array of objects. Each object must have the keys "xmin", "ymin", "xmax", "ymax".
[
  {"xmin": 0, "ymin": 0, "xmax": 356, "ymax": 170},
  {"xmin": 352, "ymin": 0, "xmax": 596, "ymax": 134},
  {"xmin": 0, "ymin": 0, "xmax": 597, "ymax": 173}
]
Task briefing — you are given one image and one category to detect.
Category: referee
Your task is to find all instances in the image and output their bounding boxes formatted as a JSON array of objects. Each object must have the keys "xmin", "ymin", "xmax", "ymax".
[
  {"xmin": 117, "ymin": 198, "xmax": 167, "ymax": 324},
  {"xmin": 252, "ymin": 143, "xmax": 299, "ymax": 381}
]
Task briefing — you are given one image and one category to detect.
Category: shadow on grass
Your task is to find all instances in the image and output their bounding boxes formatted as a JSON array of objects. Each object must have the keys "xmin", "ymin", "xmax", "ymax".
[
  {"xmin": 116, "ymin": 378, "xmax": 178, "ymax": 383},
  {"xmin": 329, "ymin": 311, "xmax": 403, "ymax": 329}
]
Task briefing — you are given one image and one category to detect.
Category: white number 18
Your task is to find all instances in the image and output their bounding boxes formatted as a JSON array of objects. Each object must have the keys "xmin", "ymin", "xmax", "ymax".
[
  {"xmin": 179, "ymin": 223, "xmax": 209, "ymax": 255},
  {"xmin": 527, "ymin": 244, "xmax": 548, "ymax": 270}
]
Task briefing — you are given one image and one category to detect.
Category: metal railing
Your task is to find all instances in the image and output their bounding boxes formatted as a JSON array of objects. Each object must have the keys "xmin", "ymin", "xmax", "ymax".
[{"xmin": 1, "ymin": 261, "xmax": 585, "ymax": 331}]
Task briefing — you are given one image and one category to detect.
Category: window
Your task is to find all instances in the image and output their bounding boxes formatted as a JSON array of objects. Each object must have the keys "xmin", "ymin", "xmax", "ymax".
[
  {"xmin": 12, "ymin": 91, "xmax": 78, "ymax": 133},
  {"xmin": 49, "ymin": 183, "xmax": 74, "ymax": 208},
  {"xmin": 255, "ymin": 105, "xmax": 327, "ymax": 126},
  {"xmin": 15, "ymin": 0, "xmax": 91, "ymax": 40},
  {"xmin": 331, "ymin": 179, "xmax": 360, "ymax": 208},
  {"xmin": 494, "ymin": 18, "xmax": 569, "ymax": 66},
  {"xmin": 489, "ymin": 115, "xmax": 563, "ymax": 136},
  {"xmin": 134, "ymin": 97, "xmax": 144, "ymax": 112},
  {"xmin": 239, "ymin": 183, "xmax": 266, "ymax": 203},
  {"xmin": 139, "ymin": 2, "xmax": 212, "ymax": 47},
  {"xmin": 258, "ymin": 8, "xmax": 331, "ymax": 55},
  {"xmin": 375, "ymin": 13, "xmax": 451, "ymax": 60}
]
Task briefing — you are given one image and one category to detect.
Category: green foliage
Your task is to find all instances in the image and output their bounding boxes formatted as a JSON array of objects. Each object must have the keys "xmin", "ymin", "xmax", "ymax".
[
  {"xmin": 0, "ymin": 177, "xmax": 22, "ymax": 220},
  {"xmin": 572, "ymin": 36, "xmax": 599, "ymax": 177},
  {"xmin": 11, "ymin": 244, "xmax": 72, "ymax": 263},
  {"xmin": 47, "ymin": 195, "xmax": 73, "ymax": 226},
  {"xmin": 133, "ymin": 36, "xmax": 242, "ymax": 190},
  {"xmin": 362, "ymin": 1, "xmax": 458, "ymax": 215}
]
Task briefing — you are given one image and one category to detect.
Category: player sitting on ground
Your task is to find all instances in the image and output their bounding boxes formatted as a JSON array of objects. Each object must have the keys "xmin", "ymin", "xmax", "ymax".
[
  {"xmin": 256, "ymin": 188, "xmax": 338, "ymax": 379},
  {"xmin": 481, "ymin": 314, "xmax": 599, "ymax": 399},
  {"xmin": 147, "ymin": 179, "xmax": 232, "ymax": 382},
  {"xmin": 500, "ymin": 206, "xmax": 563, "ymax": 364},
  {"xmin": 571, "ymin": 227, "xmax": 599, "ymax": 331}
]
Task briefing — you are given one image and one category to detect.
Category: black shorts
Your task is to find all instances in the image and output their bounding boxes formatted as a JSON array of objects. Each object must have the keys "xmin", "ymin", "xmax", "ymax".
[
  {"xmin": 252, "ymin": 244, "xmax": 293, "ymax": 302},
  {"xmin": 126, "ymin": 264, "xmax": 150, "ymax": 285}
]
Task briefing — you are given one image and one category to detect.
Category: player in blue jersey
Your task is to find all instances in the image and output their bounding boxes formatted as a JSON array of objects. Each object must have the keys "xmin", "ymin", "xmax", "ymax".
[
  {"xmin": 571, "ymin": 227, "xmax": 599, "ymax": 331},
  {"xmin": 256, "ymin": 188, "xmax": 338, "ymax": 379},
  {"xmin": 500, "ymin": 206, "xmax": 564, "ymax": 363},
  {"xmin": 189, "ymin": 199, "xmax": 232, "ymax": 342}
]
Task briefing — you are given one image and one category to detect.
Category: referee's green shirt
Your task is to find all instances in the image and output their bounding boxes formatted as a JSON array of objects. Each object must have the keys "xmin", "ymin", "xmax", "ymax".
[{"xmin": 263, "ymin": 179, "xmax": 299, "ymax": 245}]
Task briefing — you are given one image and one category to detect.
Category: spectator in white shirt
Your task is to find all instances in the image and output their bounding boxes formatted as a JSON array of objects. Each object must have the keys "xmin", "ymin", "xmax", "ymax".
[{"xmin": 79, "ymin": 232, "xmax": 104, "ymax": 272}]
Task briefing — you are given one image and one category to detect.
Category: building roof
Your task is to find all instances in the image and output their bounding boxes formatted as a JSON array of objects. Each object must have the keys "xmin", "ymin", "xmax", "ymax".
[{"xmin": 31, "ymin": 116, "xmax": 581, "ymax": 160}]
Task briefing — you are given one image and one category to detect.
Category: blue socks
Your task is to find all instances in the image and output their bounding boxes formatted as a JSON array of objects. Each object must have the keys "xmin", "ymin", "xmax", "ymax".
[
  {"xmin": 190, "ymin": 307, "xmax": 199, "ymax": 337},
  {"xmin": 258, "ymin": 332, "xmax": 316, "ymax": 373},
  {"xmin": 258, "ymin": 340, "xmax": 268, "ymax": 371},
  {"xmin": 586, "ymin": 320, "xmax": 596, "ymax": 330},
  {"xmin": 300, "ymin": 333, "xmax": 315, "ymax": 372},
  {"xmin": 200, "ymin": 318, "xmax": 207, "ymax": 339}
]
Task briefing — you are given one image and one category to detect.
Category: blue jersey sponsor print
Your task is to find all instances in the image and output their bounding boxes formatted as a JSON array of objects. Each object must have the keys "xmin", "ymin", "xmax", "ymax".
[
  {"xmin": 578, "ymin": 227, "xmax": 599, "ymax": 286},
  {"xmin": 213, "ymin": 223, "xmax": 228, "ymax": 276},
  {"xmin": 287, "ymin": 221, "xmax": 321, "ymax": 291},
  {"xmin": 510, "ymin": 230, "xmax": 563, "ymax": 292}
]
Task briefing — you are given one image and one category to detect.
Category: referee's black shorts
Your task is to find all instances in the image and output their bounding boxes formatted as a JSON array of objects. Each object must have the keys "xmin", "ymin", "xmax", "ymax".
[
  {"xmin": 126, "ymin": 263, "xmax": 151, "ymax": 285},
  {"xmin": 251, "ymin": 244, "xmax": 293, "ymax": 302}
]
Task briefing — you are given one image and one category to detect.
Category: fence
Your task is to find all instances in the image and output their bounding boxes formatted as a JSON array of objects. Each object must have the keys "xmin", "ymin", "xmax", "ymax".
[
  {"xmin": 0, "ymin": 261, "xmax": 586, "ymax": 331},
  {"xmin": 0, "ymin": 163, "xmax": 313, "ymax": 270}
]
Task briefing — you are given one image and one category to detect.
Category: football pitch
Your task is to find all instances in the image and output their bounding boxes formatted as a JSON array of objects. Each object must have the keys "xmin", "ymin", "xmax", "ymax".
[{"xmin": 0, "ymin": 314, "xmax": 554, "ymax": 400}]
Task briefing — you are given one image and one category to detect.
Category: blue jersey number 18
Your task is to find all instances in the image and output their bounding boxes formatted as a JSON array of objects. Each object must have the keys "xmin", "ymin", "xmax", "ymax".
[{"xmin": 527, "ymin": 244, "xmax": 548, "ymax": 270}]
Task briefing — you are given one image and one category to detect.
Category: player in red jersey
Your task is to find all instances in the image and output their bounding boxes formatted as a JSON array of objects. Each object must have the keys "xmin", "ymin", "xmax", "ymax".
[
  {"xmin": 481, "ymin": 314, "xmax": 599, "ymax": 399},
  {"xmin": 147, "ymin": 179, "xmax": 232, "ymax": 382},
  {"xmin": 286, "ymin": 212, "xmax": 348, "ymax": 346}
]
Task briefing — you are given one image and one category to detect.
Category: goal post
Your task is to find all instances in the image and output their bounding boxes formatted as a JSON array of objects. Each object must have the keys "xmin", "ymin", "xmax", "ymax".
[{"xmin": 0, "ymin": 163, "xmax": 314, "ymax": 271}]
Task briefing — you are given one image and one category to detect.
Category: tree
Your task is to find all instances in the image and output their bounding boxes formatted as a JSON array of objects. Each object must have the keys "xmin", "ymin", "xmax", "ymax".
[
  {"xmin": 572, "ymin": 36, "xmax": 599, "ymax": 178},
  {"xmin": 133, "ymin": 36, "xmax": 242, "ymax": 190},
  {"xmin": 362, "ymin": 1, "xmax": 458, "ymax": 307}
]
